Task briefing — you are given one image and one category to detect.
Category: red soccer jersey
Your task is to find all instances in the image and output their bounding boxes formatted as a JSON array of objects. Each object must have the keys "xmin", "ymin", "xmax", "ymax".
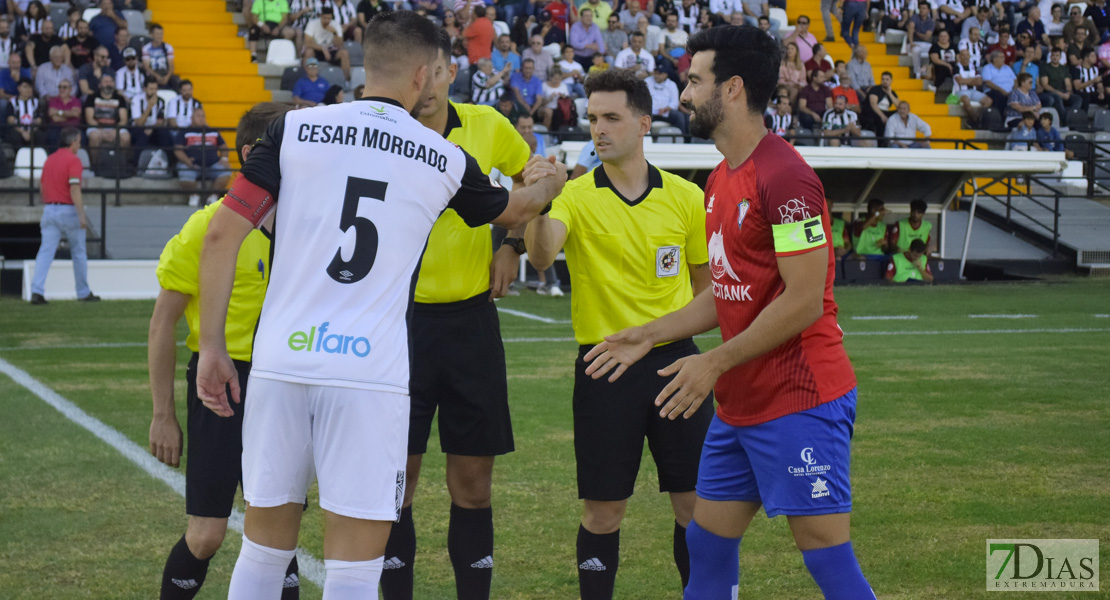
[{"xmin": 704, "ymin": 134, "xmax": 856, "ymax": 427}]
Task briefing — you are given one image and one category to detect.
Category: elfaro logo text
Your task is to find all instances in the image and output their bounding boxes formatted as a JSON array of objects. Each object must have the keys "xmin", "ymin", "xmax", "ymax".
[{"xmin": 287, "ymin": 322, "xmax": 371, "ymax": 357}]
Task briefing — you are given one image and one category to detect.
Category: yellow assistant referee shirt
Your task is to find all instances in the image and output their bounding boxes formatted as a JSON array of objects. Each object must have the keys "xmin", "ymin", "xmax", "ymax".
[
  {"xmin": 155, "ymin": 202, "xmax": 270, "ymax": 362},
  {"xmin": 414, "ymin": 102, "xmax": 531, "ymax": 304},
  {"xmin": 549, "ymin": 164, "xmax": 709, "ymax": 346}
]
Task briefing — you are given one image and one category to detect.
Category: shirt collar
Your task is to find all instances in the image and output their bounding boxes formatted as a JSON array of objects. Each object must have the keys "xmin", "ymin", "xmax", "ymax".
[
  {"xmin": 443, "ymin": 102, "xmax": 462, "ymax": 138},
  {"xmin": 592, "ymin": 162, "xmax": 663, "ymax": 207},
  {"xmin": 357, "ymin": 96, "xmax": 405, "ymax": 109}
]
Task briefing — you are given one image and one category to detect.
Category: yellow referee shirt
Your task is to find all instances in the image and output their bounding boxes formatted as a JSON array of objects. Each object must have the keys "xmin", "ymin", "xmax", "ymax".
[
  {"xmin": 414, "ymin": 102, "xmax": 531, "ymax": 304},
  {"xmin": 155, "ymin": 202, "xmax": 270, "ymax": 362},
  {"xmin": 549, "ymin": 164, "xmax": 708, "ymax": 345}
]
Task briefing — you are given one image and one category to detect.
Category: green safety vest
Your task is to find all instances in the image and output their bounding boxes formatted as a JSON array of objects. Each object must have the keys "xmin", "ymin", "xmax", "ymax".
[
  {"xmin": 895, "ymin": 218, "xmax": 932, "ymax": 253},
  {"xmin": 831, "ymin": 218, "xmax": 847, "ymax": 249},
  {"xmin": 889, "ymin": 252, "xmax": 925, "ymax": 282},
  {"xmin": 854, "ymin": 222, "xmax": 887, "ymax": 256}
]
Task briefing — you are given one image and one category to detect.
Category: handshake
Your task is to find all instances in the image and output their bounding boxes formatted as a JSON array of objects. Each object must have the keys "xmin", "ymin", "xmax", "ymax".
[{"xmin": 522, "ymin": 154, "xmax": 568, "ymax": 188}]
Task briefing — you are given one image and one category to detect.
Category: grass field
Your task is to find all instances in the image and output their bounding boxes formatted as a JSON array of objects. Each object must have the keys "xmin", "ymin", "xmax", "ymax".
[{"xmin": 1, "ymin": 279, "xmax": 1108, "ymax": 599}]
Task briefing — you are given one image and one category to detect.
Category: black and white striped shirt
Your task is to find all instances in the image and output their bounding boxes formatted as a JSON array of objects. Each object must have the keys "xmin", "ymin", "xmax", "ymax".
[
  {"xmin": 768, "ymin": 113, "xmax": 795, "ymax": 137},
  {"xmin": 19, "ymin": 16, "xmax": 43, "ymax": 38},
  {"xmin": 1073, "ymin": 65, "xmax": 1100, "ymax": 91},
  {"xmin": 0, "ymin": 36, "xmax": 15, "ymax": 64},
  {"xmin": 10, "ymin": 97, "xmax": 38, "ymax": 129},
  {"xmin": 327, "ymin": 0, "xmax": 358, "ymax": 29},
  {"xmin": 676, "ymin": 3, "xmax": 699, "ymax": 34},
  {"xmin": 116, "ymin": 66, "xmax": 144, "ymax": 101},
  {"xmin": 471, "ymin": 71, "xmax": 503, "ymax": 105},
  {"xmin": 59, "ymin": 23, "xmax": 78, "ymax": 39},
  {"xmin": 882, "ymin": 0, "xmax": 905, "ymax": 20},
  {"xmin": 958, "ymin": 38, "xmax": 985, "ymax": 68},
  {"xmin": 130, "ymin": 94, "xmax": 165, "ymax": 126},
  {"xmin": 167, "ymin": 96, "xmax": 203, "ymax": 127},
  {"xmin": 954, "ymin": 62, "xmax": 978, "ymax": 92},
  {"xmin": 822, "ymin": 107, "xmax": 858, "ymax": 131},
  {"xmin": 288, "ymin": 0, "xmax": 319, "ymax": 30}
]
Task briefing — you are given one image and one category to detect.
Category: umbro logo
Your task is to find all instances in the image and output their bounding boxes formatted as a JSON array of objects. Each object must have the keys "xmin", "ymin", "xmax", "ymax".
[
  {"xmin": 579, "ymin": 558, "xmax": 607, "ymax": 571},
  {"xmin": 171, "ymin": 578, "xmax": 199, "ymax": 590},
  {"xmin": 339, "ymin": 269, "xmax": 353, "ymax": 280},
  {"xmin": 471, "ymin": 555, "xmax": 494, "ymax": 569},
  {"xmin": 383, "ymin": 557, "xmax": 407, "ymax": 570},
  {"xmin": 283, "ymin": 573, "xmax": 300, "ymax": 588}
]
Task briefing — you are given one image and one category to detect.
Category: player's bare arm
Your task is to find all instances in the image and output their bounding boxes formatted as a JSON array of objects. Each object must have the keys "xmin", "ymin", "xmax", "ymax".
[
  {"xmin": 653, "ymin": 247, "xmax": 827, "ymax": 420},
  {"xmin": 689, "ymin": 262, "xmax": 711, "ymax": 295},
  {"xmin": 148, "ymin": 288, "xmax": 190, "ymax": 467},
  {"xmin": 196, "ymin": 204, "xmax": 254, "ymax": 418},
  {"xmin": 490, "ymin": 156, "xmax": 566, "ymax": 229}
]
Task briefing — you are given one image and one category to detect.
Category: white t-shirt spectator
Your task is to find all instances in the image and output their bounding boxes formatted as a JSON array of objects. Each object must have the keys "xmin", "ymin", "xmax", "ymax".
[
  {"xmin": 142, "ymin": 42, "xmax": 175, "ymax": 74},
  {"xmin": 647, "ymin": 76, "xmax": 680, "ymax": 115},
  {"xmin": 614, "ymin": 47, "xmax": 655, "ymax": 73},
  {"xmin": 542, "ymin": 79, "xmax": 570, "ymax": 109},
  {"xmin": 556, "ymin": 58, "xmax": 584, "ymax": 82},
  {"xmin": 305, "ymin": 17, "xmax": 340, "ymax": 48}
]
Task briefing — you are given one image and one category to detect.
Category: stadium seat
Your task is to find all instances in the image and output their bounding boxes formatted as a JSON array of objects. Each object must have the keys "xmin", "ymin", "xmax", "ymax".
[
  {"xmin": 1066, "ymin": 108, "xmax": 1092, "ymax": 132},
  {"xmin": 130, "ymin": 35, "xmax": 151, "ymax": 51},
  {"xmin": 76, "ymin": 148, "xmax": 94, "ymax": 180},
  {"xmin": 156, "ymin": 89, "xmax": 179, "ymax": 106},
  {"xmin": 979, "ymin": 107, "xmax": 1006, "ymax": 133},
  {"xmin": 318, "ymin": 64, "xmax": 346, "ymax": 89},
  {"xmin": 1065, "ymin": 133, "xmax": 1089, "ymax": 161},
  {"xmin": 82, "ymin": 8, "xmax": 101, "ymax": 22},
  {"xmin": 137, "ymin": 149, "xmax": 173, "ymax": 179},
  {"xmin": 266, "ymin": 39, "xmax": 299, "ymax": 66},
  {"xmin": 1092, "ymin": 108, "xmax": 1110, "ymax": 133},
  {"xmin": 122, "ymin": 10, "xmax": 147, "ymax": 35},
  {"xmin": 345, "ymin": 41, "xmax": 363, "ymax": 66},
  {"xmin": 650, "ymin": 120, "xmax": 670, "ymax": 136},
  {"xmin": 769, "ymin": 7, "xmax": 787, "ymax": 31},
  {"xmin": 349, "ymin": 67, "xmax": 366, "ymax": 91},
  {"xmin": 656, "ymin": 126, "xmax": 685, "ymax": 143},
  {"xmin": 14, "ymin": 147, "xmax": 48, "ymax": 181},
  {"xmin": 49, "ymin": 4, "xmax": 68, "ymax": 29},
  {"xmin": 280, "ymin": 66, "xmax": 302, "ymax": 91}
]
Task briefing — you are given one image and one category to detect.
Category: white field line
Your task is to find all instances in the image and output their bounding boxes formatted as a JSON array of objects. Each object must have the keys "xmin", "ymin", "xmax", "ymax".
[
  {"xmin": 500, "ymin": 328, "xmax": 1110, "ymax": 342},
  {"xmin": 1095, "ymin": 314, "xmax": 1110, "ymax": 318},
  {"xmin": 0, "ymin": 341, "xmax": 184, "ymax": 352},
  {"xmin": 850, "ymin": 315, "xmax": 919, "ymax": 320},
  {"xmin": 0, "ymin": 357, "xmax": 326, "ymax": 589},
  {"xmin": 968, "ymin": 314, "xmax": 1038, "ymax": 319},
  {"xmin": 496, "ymin": 307, "xmax": 571, "ymax": 324}
]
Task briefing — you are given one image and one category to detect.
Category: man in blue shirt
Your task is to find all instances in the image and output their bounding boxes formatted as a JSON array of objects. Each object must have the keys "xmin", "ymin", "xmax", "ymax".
[
  {"xmin": 490, "ymin": 34, "xmax": 521, "ymax": 74},
  {"xmin": 89, "ymin": 0, "xmax": 128, "ymax": 48},
  {"xmin": 0, "ymin": 53, "xmax": 32, "ymax": 100},
  {"xmin": 292, "ymin": 57, "xmax": 329, "ymax": 107},
  {"xmin": 510, "ymin": 58, "xmax": 546, "ymax": 120},
  {"xmin": 1034, "ymin": 112, "xmax": 1066, "ymax": 152}
]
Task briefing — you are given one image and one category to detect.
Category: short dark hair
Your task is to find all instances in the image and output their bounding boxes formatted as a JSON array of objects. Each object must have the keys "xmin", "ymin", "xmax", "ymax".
[
  {"xmin": 364, "ymin": 11, "xmax": 443, "ymax": 77},
  {"xmin": 1081, "ymin": 47, "xmax": 1097, "ymax": 61},
  {"xmin": 583, "ymin": 68, "xmax": 652, "ymax": 117},
  {"xmin": 1040, "ymin": 112, "xmax": 1054, "ymax": 124},
  {"xmin": 179, "ymin": 79, "xmax": 193, "ymax": 88},
  {"xmin": 881, "ymin": 70, "xmax": 893, "ymax": 79},
  {"xmin": 909, "ymin": 239, "xmax": 926, "ymax": 253},
  {"xmin": 686, "ymin": 25, "xmax": 781, "ymax": 115},
  {"xmin": 867, "ymin": 198, "xmax": 884, "ymax": 213},
  {"xmin": 629, "ymin": 30, "xmax": 644, "ymax": 40},
  {"xmin": 1016, "ymin": 72, "xmax": 1033, "ymax": 86},
  {"xmin": 580, "ymin": 8, "xmax": 593, "ymax": 16},
  {"xmin": 236, "ymin": 102, "xmax": 295, "ymax": 164},
  {"xmin": 472, "ymin": 4, "xmax": 486, "ymax": 18},
  {"xmin": 144, "ymin": 76, "xmax": 159, "ymax": 87},
  {"xmin": 910, "ymin": 199, "xmax": 927, "ymax": 213},
  {"xmin": 150, "ymin": 22, "xmax": 163, "ymax": 32},
  {"xmin": 60, "ymin": 127, "xmax": 81, "ymax": 147}
]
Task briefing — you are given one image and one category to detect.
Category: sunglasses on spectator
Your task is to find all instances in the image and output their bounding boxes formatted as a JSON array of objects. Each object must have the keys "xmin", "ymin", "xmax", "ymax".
[{"xmin": 798, "ymin": 19, "xmax": 809, "ymax": 24}]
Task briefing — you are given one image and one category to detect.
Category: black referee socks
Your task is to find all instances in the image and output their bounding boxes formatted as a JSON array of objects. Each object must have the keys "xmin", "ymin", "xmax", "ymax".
[
  {"xmin": 447, "ymin": 503, "xmax": 495, "ymax": 600},
  {"xmin": 674, "ymin": 521, "xmax": 691, "ymax": 589},
  {"xmin": 577, "ymin": 525, "xmax": 620, "ymax": 600},
  {"xmin": 159, "ymin": 535, "xmax": 211, "ymax": 600},
  {"xmin": 380, "ymin": 505, "xmax": 416, "ymax": 600},
  {"xmin": 281, "ymin": 555, "xmax": 300, "ymax": 600}
]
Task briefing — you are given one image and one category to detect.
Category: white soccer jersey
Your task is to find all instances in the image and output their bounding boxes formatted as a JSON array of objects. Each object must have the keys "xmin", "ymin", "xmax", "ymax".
[
  {"xmin": 167, "ymin": 96, "xmax": 202, "ymax": 126},
  {"xmin": 822, "ymin": 108, "xmax": 857, "ymax": 130},
  {"xmin": 954, "ymin": 62, "xmax": 978, "ymax": 92},
  {"xmin": 130, "ymin": 94, "xmax": 165, "ymax": 126},
  {"xmin": 116, "ymin": 66, "xmax": 144, "ymax": 100},
  {"xmin": 238, "ymin": 98, "xmax": 509, "ymax": 394}
]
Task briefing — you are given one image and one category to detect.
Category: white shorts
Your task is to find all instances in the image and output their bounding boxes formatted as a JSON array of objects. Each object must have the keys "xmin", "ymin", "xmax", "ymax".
[{"xmin": 242, "ymin": 376, "xmax": 409, "ymax": 521}]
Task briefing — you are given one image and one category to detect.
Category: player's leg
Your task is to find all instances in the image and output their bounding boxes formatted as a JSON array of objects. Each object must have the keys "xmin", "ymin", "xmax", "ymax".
[
  {"xmin": 322, "ymin": 511, "xmax": 392, "ymax": 597},
  {"xmin": 444, "ymin": 454, "xmax": 496, "ymax": 600},
  {"xmin": 379, "ymin": 454, "xmax": 420, "ymax": 600}
]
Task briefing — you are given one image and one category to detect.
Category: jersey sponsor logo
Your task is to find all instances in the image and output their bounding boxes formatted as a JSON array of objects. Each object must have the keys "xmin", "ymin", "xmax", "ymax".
[
  {"xmin": 712, "ymin": 281, "xmax": 753, "ymax": 302},
  {"xmin": 286, "ymin": 322, "xmax": 372, "ymax": 357},
  {"xmin": 801, "ymin": 447, "xmax": 816, "ymax": 465},
  {"xmin": 804, "ymin": 219, "xmax": 825, "ymax": 244},
  {"xmin": 708, "ymin": 227, "xmax": 741, "ymax": 282},
  {"xmin": 657, "ymin": 246, "xmax": 680, "ymax": 278},
  {"xmin": 777, "ymin": 197, "xmax": 813, "ymax": 223},
  {"xmin": 788, "ymin": 446, "xmax": 832, "ymax": 478},
  {"xmin": 811, "ymin": 477, "xmax": 831, "ymax": 499},
  {"xmin": 706, "ymin": 193, "xmax": 716, "ymax": 212},
  {"xmin": 362, "ymin": 104, "xmax": 397, "ymax": 123},
  {"xmin": 295, "ymin": 123, "xmax": 448, "ymax": 172}
]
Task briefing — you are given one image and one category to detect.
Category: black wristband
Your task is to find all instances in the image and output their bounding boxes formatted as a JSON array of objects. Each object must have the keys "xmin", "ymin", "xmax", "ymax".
[{"xmin": 540, "ymin": 201, "xmax": 552, "ymax": 215}]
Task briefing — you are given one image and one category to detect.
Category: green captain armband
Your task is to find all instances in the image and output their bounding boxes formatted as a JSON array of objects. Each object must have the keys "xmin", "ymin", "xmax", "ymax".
[{"xmin": 772, "ymin": 215, "xmax": 827, "ymax": 256}]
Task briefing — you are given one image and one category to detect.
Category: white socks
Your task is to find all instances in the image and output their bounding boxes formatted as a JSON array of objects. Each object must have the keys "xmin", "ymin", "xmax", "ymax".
[
  {"xmin": 323, "ymin": 557, "xmax": 385, "ymax": 598},
  {"xmin": 227, "ymin": 535, "xmax": 297, "ymax": 600}
]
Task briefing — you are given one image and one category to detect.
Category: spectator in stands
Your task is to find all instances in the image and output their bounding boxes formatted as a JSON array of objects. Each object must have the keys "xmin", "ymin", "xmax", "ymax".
[
  {"xmin": 142, "ymin": 23, "xmax": 179, "ymax": 91},
  {"xmin": 797, "ymin": 68, "xmax": 833, "ymax": 130},
  {"xmin": 765, "ymin": 95, "xmax": 797, "ymax": 140},
  {"xmin": 303, "ymin": 7, "xmax": 351, "ymax": 80},
  {"xmin": 889, "ymin": 198, "xmax": 932, "ymax": 252},
  {"xmin": 988, "ymin": 26, "xmax": 1017, "ymax": 64},
  {"xmin": 876, "ymin": 0, "xmax": 910, "ymax": 41},
  {"xmin": 412, "ymin": 0, "xmax": 445, "ymax": 20},
  {"xmin": 804, "ymin": 42, "xmax": 832, "ymax": 77},
  {"xmin": 29, "ymin": 127, "xmax": 99, "ymax": 305},
  {"xmin": 492, "ymin": 33, "xmax": 522, "ymax": 74},
  {"xmin": 67, "ymin": 20, "xmax": 100, "ymax": 70},
  {"xmin": 515, "ymin": 112, "xmax": 545, "ymax": 156},
  {"xmin": 589, "ymin": 52, "xmax": 610, "ymax": 77},
  {"xmin": 1005, "ymin": 72, "xmax": 1041, "ymax": 126},
  {"xmin": 647, "ymin": 64, "xmax": 687, "ymax": 132},
  {"xmin": 656, "ymin": 12, "xmax": 688, "ymax": 77},
  {"xmin": 1039, "ymin": 45, "xmax": 1082, "ymax": 115},
  {"xmin": 540, "ymin": 65, "xmax": 570, "ymax": 129},
  {"xmin": 89, "ymin": 0, "xmax": 126, "ymax": 48},
  {"xmin": 533, "ymin": 11, "xmax": 566, "ymax": 48},
  {"xmin": 173, "ymin": 107, "xmax": 231, "ymax": 207},
  {"xmin": 0, "ymin": 19, "xmax": 17, "ymax": 66},
  {"xmin": 485, "ymin": 4, "xmax": 512, "ymax": 38},
  {"xmin": 928, "ymin": 29, "xmax": 957, "ymax": 89},
  {"xmin": 441, "ymin": 10, "xmax": 460, "ymax": 43},
  {"xmin": 114, "ymin": 47, "xmax": 143, "ymax": 101},
  {"xmin": 16, "ymin": 1, "xmax": 45, "ymax": 43},
  {"xmin": 953, "ymin": 48, "xmax": 991, "ymax": 123},
  {"xmin": 1034, "ymin": 111, "xmax": 1066, "ymax": 152},
  {"xmin": 523, "ymin": 35, "xmax": 554, "ymax": 80},
  {"xmin": 0, "ymin": 52, "xmax": 30, "ymax": 100},
  {"xmin": 1046, "ymin": 3, "xmax": 1067, "ymax": 36},
  {"xmin": 1014, "ymin": 30, "xmax": 1042, "ymax": 63},
  {"xmin": 84, "ymin": 72, "xmax": 130, "ymax": 160},
  {"xmin": 1067, "ymin": 26, "xmax": 1094, "ymax": 66},
  {"xmin": 464, "ymin": 4, "xmax": 495, "ymax": 68},
  {"xmin": 130, "ymin": 77, "xmax": 171, "ymax": 150},
  {"xmin": 499, "ymin": 0, "xmax": 532, "ymax": 31},
  {"xmin": 167, "ymin": 79, "xmax": 201, "ymax": 128},
  {"xmin": 1086, "ymin": 0, "xmax": 1110, "ymax": 33},
  {"xmin": 620, "ymin": 0, "xmax": 650, "ymax": 31},
  {"xmin": 570, "ymin": 8, "xmax": 605, "ymax": 71},
  {"xmin": 292, "ymin": 57, "xmax": 328, "ymax": 107},
  {"xmin": 823, "ymin": 94, "xmax": 864, "ymax": 146},
  {"xmin": 356, "ymin": 0, "xmax": 392, "ymax": 32},
  {"xmin": 852, "ymin": 198, "xmax": 891, "ymax": 258},
  {"xmin": 982, "ymin": 50, "xmax": 1016, "ymax": 108},
  {"xmin": 907, "ymin": 1, "xmax": 936, "ymax": 78},
  {"xmin": 107, "ymin": 27, "xmax": 131, "ymax": 71},
  {"xmin": 740, "ymin": 0, "xmax": 776, "ymax": 30},
  {"xmin": 841, "ymin": 0, "xmax": 868, "ymax": 47},
  {"xmin": 864, "ymin": 71, "xmax": 900, "ymax": 134},
  {"xmin": 329, "ymin": 0, "xmax": 363, "ymax": 43},
  {"xmin": 45, "ymin": 78, "xmax": 82, "ymax": 149},
  {"xmin": 602, "ymin": 15, "xmax": 629, "ymax": 63},
  {"xmin": 281, "ymin": 0, "xmax": 314, "ymax": 48},
  {"xmin": 1008, "ymin": 111, "xmax": 1038, "ymax": 148},
  {"xmin": 615, "ymin": 30, "xmax": 654, "ymax": 79},
  {"xmin": 935, "ymin": 0, "xmax": 970, "ymax": 36},
  {"xmin": 57, "ymin": 7, "xmax": 80, "ymax": 40},
  {"xmin": 846, "ymin": 44, "xmax": 875, "ymax": 95},
  {"xmin": 1064, "ymin": 5, "xmax": 1099, "ymax": 46},
  {"xmin": 777, "ymin": 42, "xmax": 806, "ymax": 103},
  {"xmin": 25, "ymin": 18, "xmax": 63, "ymax": 70},
  {"xmin": 885, "ymin": 101, "xmax": 931, "ymax": 146},
  {"xmin": 1099, "ymin": 34, "xmax": 1110, "ymax": 71},
  {"xmin": 472, "ymin": 57, "xmax": 509, "ymax": 105},
  {"xmin": 1015, "ymin": 6, "xmax": 1049, "ymax": 48},
  {"xmin": 635, "ymin": 13, "xmax": 665, "ymax": 61},
  {"xmin": 496, "ymin": 91, "xmax": 529, "ymax": 123},
  {"xmin": 784, "ymin": 15, "xmax": 819, "ymax": 63},
  {"xmin": 957, "ymin": 24, "xmax": 986, "ymax": 68},
  {"xmin": 1012, "ymin": 43, "xmax": 1039, "ymax": 84},
  {"xmin": 322, "ymin": 84, "xmax": 344, "ymax": 104},
  {"xmin": 77, "ymin": 47, "xmax": 114, "ymax": 99},
  {"xmin": 556, "ymin": 45, "xmax": 587, "ymax": 95},
  {"xmin": 959, "ymin": 5, "xmax": 992, "ymax": 44},
  {"xmin": 831, "ymin": 212, "xmax": 851, "ymax": 257},
  {"xmin": 248, "ymin": 0, "xmax": 291, "ymax": 63},
  {"xmin": 832, "ymin": 72, "xmax": 861, "ymax": 112},
  {"xmin": 8, "ymin": 77, "xmax": 40, "ymax": 147},
  {"xmin": 676, "ymin": 0, "xmax": 699, "ymax": 34},
  {"xmin": 1072, "ymin": 47, "xmax": 1108, "ymax": 108},
  {"xmin": 512, "ymin": 57, "xmax": 547, "ymax": 120},
  {"xmin": 35, "ymin": 46, "xmax": 75, "ymax": 99},
  {"xmin": 885, "ymin": 239, "xmax": 933, "ymax": 283}
]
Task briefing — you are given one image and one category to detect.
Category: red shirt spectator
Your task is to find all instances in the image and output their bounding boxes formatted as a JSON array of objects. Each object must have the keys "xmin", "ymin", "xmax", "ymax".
[
  {"xmin": 463, "ymin": 9, "xmax": 495, "ymax": 64},
  {"xmin": 544, "ymin": 0, "xmax": 570, "ymax": 29},
  {"xmin": 41, "ymin": 146, "xmax": 83, "ymax": 205}
]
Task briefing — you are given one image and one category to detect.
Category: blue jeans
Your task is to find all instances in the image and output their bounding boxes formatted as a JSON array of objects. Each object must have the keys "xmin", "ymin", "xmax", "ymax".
[
  {"xmin": 32, "ymin": 204, "xmax": 90, "ymax": 298},
  {"xmin": 841, "ymin": 0, "xmax": 866, "ymax": 47}
]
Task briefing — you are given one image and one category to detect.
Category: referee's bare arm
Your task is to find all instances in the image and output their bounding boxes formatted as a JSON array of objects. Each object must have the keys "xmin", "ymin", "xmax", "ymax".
[
  {"xmin": 196, "ymin": 205, "xmax": 254, "ymax": 418},
  {"xmin": 523, "ymin": 213, "xmax": 567, "ymax": 272},
  {"xmin": 489, "ymin": 155, "xmax": 567, "ymax": 229},
  {"xmin": 148, "ymin": 289, "xmax": 189, "ymax": 467}
]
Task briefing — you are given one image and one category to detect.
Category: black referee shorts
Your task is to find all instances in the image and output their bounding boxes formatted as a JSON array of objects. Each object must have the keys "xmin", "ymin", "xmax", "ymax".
[
  {"xmin": 184, "ymin": 352, "xmax": 251, "ymax": 519},
  {"xmin": 408, "ymin": 292, "xmax": 514, "ymax": 457},
  {"xmin": 573, "ymin": 338, "xmax": 712, "ymax": 502}
]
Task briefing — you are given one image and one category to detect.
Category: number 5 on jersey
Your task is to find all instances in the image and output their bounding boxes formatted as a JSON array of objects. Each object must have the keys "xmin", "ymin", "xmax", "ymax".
[{"xmin": 327, "ymin": 176, "xmax": 388, "ymax": 284}]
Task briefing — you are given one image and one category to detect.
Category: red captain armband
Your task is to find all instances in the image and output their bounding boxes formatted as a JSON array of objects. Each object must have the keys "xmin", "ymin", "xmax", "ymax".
[{"xmin": 223, "ymin": 173, "xmax": 276, "ymax": 228}]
